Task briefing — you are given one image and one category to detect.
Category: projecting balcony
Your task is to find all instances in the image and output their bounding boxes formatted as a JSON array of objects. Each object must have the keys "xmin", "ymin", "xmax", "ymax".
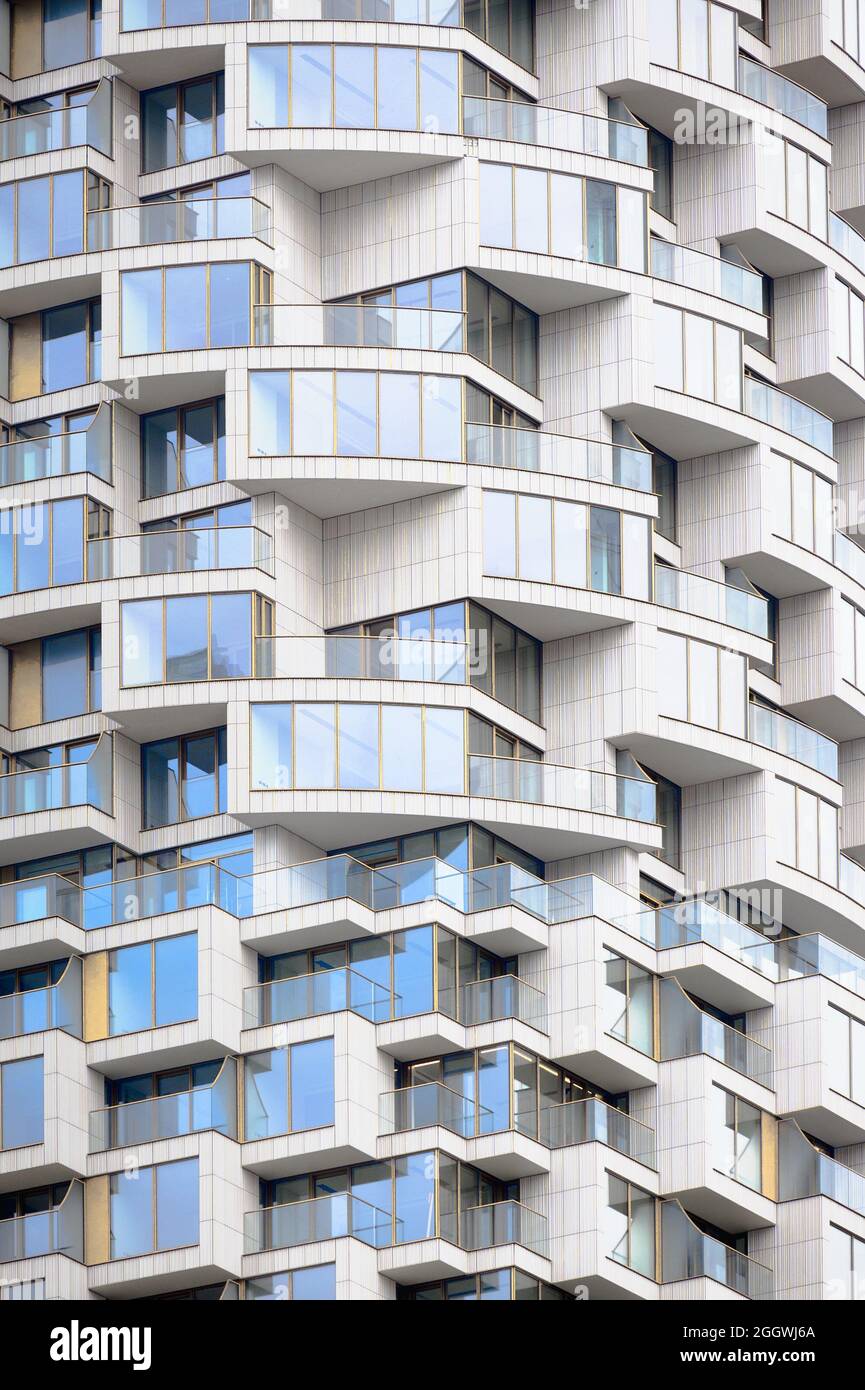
[
  {"xmin": 460, "ymin": 1200, "xmax": 547, "ymax": 1257},
  {"xmin": 88, "ymin": 525, "xmax": 273, "ymax": 580},
  {"xmin": 244, "ymin": 1193, "xmax": 392, "ymax": 1255},
  {"xmin": 0, "ymin": 81, "xmax": 112, "ymax": 161},
  {"xmin": 653, "ymin": 564, "xmax": 769, "ymax": 637},
  {"xmin": 651, "ymin": 240, "xmax": 764, "ymax": 313},
  {"xmin": 0, "ymin": 1180, "xmax": 84, "ymax": 1266},
  {"xmin": 778, "ymin": 1120, "xmax": 865, "ymax": 1219},
  {"xmin": 464, "ymin": 424, "xmax": 652, "ymax": 489},
  {"xmin": 540, "ymin": 1097, "xmax": 657, "ymax": 1169},
  {"xmin": 0, "ymin": 406, "xmax": 111, "ymax": 489},
  {"xmin": 380, "ymin": 1081, "xmax": 492, "ymax": 1140},
  {"xmin": 466, "ymin": 755, "xmax": 656, "ymax": 822},
  {"xmin": 659, "ymin": 978, "xmax": 773, "ymax": 1086},
  {"xmin": 88, "ymin": 197, "xmax": 273, "ymax": 251},
  {"xmin": 744, "ymin": 376, "xmax": 835, "ymax": 457},
  {"xmin": 748, "ymin": 703, "xmax": 839, "ymax": 778},
  {"xmin": 660, "ymin": 1201, "xmax": 771, "ymax": 1300},
  {"xmin": 0, "ymin": 959, "xmax": 82, "ymax": 1042},
  {"xmin": 742, "ymin": 932, "xmax": 865, "ymax": 999},
  {"xmin": 88, "ymin": 1058, "xmax": 238, "ymax": 1152},
  {"xmin": 829, "ymin": 210, "xmax": 865, "ymax": 276},
  {"xmin": 737, "ymin": 56, "xmax": 827, "ymax": 137},
  {"xmin": 0, "ymin": 735, "xmax": 113, "ymax": 821}
]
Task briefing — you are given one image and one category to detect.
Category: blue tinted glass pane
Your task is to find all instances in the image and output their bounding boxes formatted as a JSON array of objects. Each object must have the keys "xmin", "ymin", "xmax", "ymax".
[
  {"xmin": 156, "ymin": 1158, "xmax": 199, "ymax": 1249},
  {"xmin": 245, "ymin": 1048, "xmax": 288, "ymax": 1139},
  {"xmin": 393, "ymin": 925, "xmax": 434, "ymax": 1017},
  {"xmin": 154, "ymin": 933, "xmax": 197, "ymax": 1025},
  {"xmin": 109, "ymin": 942, "xmax": 151, "ymax": 1035},
  {"xmin": 210, "ymin": 263, "xmax": 250, "ymax": 346},
  {"xmin": 293, "ymin": 1263, "xmax": 337, "ymax": 1299},
  {"xmin": 290, "ymin": 1037, "xmax": 334, "ymax": 1130},
  {"xmin": 1, "ymin": 1056, "xmax": 43, "ymax": 1147},
  {"xmin": 110, "ymin": 1166, "xmax": 153, "ymax": 1258},
  {"xmin": 42, "ymin": 629, "xmax": 88, "ymax": 721}
]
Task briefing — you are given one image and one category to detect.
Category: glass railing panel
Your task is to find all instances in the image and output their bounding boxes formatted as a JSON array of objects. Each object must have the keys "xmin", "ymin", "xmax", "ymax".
[
  {"xmin": 459, "ymin": 1200, "xmax": 547, "ymax": 1256},
  {"xmin": 0, "ymin": 737, "xmax": 112, "ymax": 818},
  {"xmin": 659, "ymin": 978, "xmax": 772, "ymax": 1083},
  {"xmin": 0, "ymin": 1181, "xmax": 84, "ymax": 1265},
  {"xmin": 829, "ymin": 211, "xmax": 865, "ymax": 275},
  {"xmin": 778, "ymin": 1118, "xmax": 865, "ymax": 1215},
  {"xmin": 81, "ymin": 862, "xmax": 223, "ymax": 930},
  {"xmin": 459, "ymin": 973, "xmax": 547, "ymax": 1029},
  {"xmin": 0, "ymin": 959, "xmax": 82, "ymax": 1040},
  {"xmin": 541, "ymin": 1097, "xmax": 657, "ymax": 1167},
  {"xmin": 0, "ymin": 407, "xmax": 111, "ymax": 488},
  {"xmin": 749, "ymin": 703, "xmax": 838, "ymax": 778},
  {"xmin": 254, "ymin": 304, "xmax": 465, "ymax": 352},
  {"xmin": 738, "ymin": 56, "xmax": 827, "ymax": 136},
  {"xmin": 840, "ymin": 853, "xmax": 865, "ymax": 903},
  {"xmin": 243, "ymin": 1193, "xmax": 391, "ymax": 1254},
  {"xmin": 323, "ymin": 0, "xmax": 460, "ymax": 19},
  {"xmin": 651, "ymin": 240, "xmax": 764, "ymax": 312},
  {"xmin": 89, "ymin": 525, "xmax": 272, "ymax": 580},
  {"xmin": 467, "ymin": 756, "xmax": 656, "ymax": 822},
  {"xmin": 834, "ymin": 530, "xmax": 865, "ymax": 587},
  {"xmin": 91, "ymin": 197, "xmax": 271, "ymax": 251},
  {"xmin": 745, "ymin": 377, "xmax": 834, "ymax": 455},
  {"xmin": 243, "ymin": 967, "xmax": 390, "ymax": 1027},
  {"xmin": 241, "ymin": 855, "xmax": 373, "ymax": 917},
  {"xmin": 623, "ymin": 898, "xmax": 778, "ymax": 974},
  {"xmin": 660, "ymin": 1201, "xmax": 770, "ymax": 1298},
  {"xmin": 0, "ymin": 874, "xmax": 82, "ymax": 928},
  {"xmin": 765, "ymin": 934, "xmax": 865, "ymax": 994},
  {"xmin": 464, "ymin": 422, "xmax": 652, "ymax": 488},
  {"xmin": 461, "ymin": 98, "xmax": 647, "ymax": 164},
  {"xmin": 89, "ymin": 1058, "xmax": 237, "ymax": 1151},
  {"xmin": 380, "ymin": 1081, "xmax": 487, "ymax": 1138},
  {"xmin": 654, "ymin": 564, "xmax": 769, "ymax": 635},
  {"xmin": 122, "ymin": 0, "xmax": 259, "ymax": 26},
  {"xmin": 255, "ymin": 633, "xmax": 469, "ymax": 682}
]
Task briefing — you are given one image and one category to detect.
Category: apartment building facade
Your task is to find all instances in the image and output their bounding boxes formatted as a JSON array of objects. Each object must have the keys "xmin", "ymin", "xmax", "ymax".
[{"xmin": 0, "ymin": 0, "xmax": 864, "ymax": 1303}]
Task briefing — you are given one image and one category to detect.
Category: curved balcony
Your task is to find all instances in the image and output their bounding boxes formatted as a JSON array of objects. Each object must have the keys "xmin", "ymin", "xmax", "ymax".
[
  {"xmin": 256, "ymin": 633, "xmax": 471, "ymax": 684},
  {"xmin": 244, "ymin": 1193, "xmax": 392, "ymax": 1254},
  {"xmin": 0, "ymin": 957, "xmax": 82, "ymax": 1041},
  {"xmin": 651, "ymin": 239, "xmax": 764, "ymax": 313},
  {"xmin": 834, "ymin": 530, "xmax": 865, "ymax": 588},
  {"xmin": 465, "ymin": 423, "xmax": 652, "ymax": 489},
  {"xmin": 468, "ymin": 756, "xmax": 656, "ymax": 822},
  {"xmin": 242, "ymin": 967, "xmax": 391, "ymax": 1027},
  {"xmin": 88, "ymin": 1058, "xmax": 237, "ymax": 1151},
  {"xmin": 745, "ymin": 377, "xmax": 834, "ymax": 457},
  {"xmin": 89, "ymin": 525, "xmax": 273, "ymax": 580},
  {"xmin": 737, "ymin": 56, "xmax": 828, "ymax": 137},
  {"xmin": 661, "ymin": 1201, "xmax": 771, "ymax": 1299},
  {"xmin": 0, "ymin": 1180, "xmax": 84, "ymax": 1266},
  {"xmin": 659, "ymin": 978, "xmax": 773, "ymax": 1085},
  {"xmin": 778, "ymin": 1119, "xmax": 865, "ymax": 1217},
  {"xmin": 748, "ymin": 703, "xmax": 839, "ymax": 778},
  {"xmin": 653, "ymin": 564, "xmax": 769, "ymax": 637},
  {"xmin": 829, "ymin": 211, "xmax": 865, "ymax": 276},
  {"xmin": 462, "ymin": 98, "xmax": 647, "ymax": 164},
  {"xmin": 380, "ymin": 1080, "xmax": 492, "ymax": 1139},
  {"xmin": 0, "ymin": 80, "xmax": 112, "ymax": 161},
  {"xmin": 254, "ymin": 303, "xmax": 465, "ymax": 353},
  {"xmin": 0, "ymin": 735, "xmax": 113, "ymax": 820},
  {"xmin": 0, "ymin": 406, "xmax": 111, "ymax": 489},
  {"xmin": 88, "ymin": 197, "xmax": 273, "ymax": 250},
  {"xmin": 540, "ymin": 1097, "xmax": 657, "ymax": 1168},
  {"xmin": 122, "ymin": 0, "xmax": 258, "ymax": 24},
  {"xmin": 741, "ymin": 932, "xmax": 865, "ymax": 998}
]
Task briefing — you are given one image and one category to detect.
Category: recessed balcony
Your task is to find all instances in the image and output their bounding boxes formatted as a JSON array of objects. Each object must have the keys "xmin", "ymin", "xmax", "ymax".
[
  {"xmin": 0, "ymin": 405, "xmax": 111, "ymax": 490},
  {"xmin": 88, "ymin": 1057, "xmax": 238, "ymax": 1153},
  {"xmin": 540, "ymin": 1097, "xmax": 657, "ymax": 1170},
  {"xmin": 660, "ymin": 1201, "xmax": 771, "ymax": 1300},
  {"xmin": 659, "ymin": 978, "xmax": 773, "ymax": 1087},
  {"xmin": 0, "ymin": 80, "xmax": 112, "ymax": 161},
  {"xmin": 778, "ymin": 1120, "xmax": 865, "ymax": 1221},
  {"xmin": 0, "ymin": 735, "xmax": 114, "ymax": 864},
  {"xmin": 89, "ymin": 524, "xmax": 273, "ymax": 580},
  {"xmin": 0, "ymin": 1179, "xmax": 84, "ymax": 1267},
  {"xmin": 0, "ymin": 959, "xmax": 82, "ymax": 1043}
]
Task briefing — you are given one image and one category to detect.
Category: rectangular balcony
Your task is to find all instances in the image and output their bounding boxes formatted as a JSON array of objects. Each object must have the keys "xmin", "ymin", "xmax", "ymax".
[
  {"xmin": 242, "ymin": 969, "xmax": 390, "ymax": 1028},
  {"xmin": 89, "ymin": 525, "xmax": 273, "ymax": 580},
  {"xmin": 0, "ymin": 81, "xmax": 112, "ymax": 160},
  {"xmin": 659, "ymin": 978, "xmax": 773, "ymax": 1085},
  {"xmin": 0, "ymin": 1181, "xmax": 84, "ymax": 1266},
  {"xmin": 88, "ymin": 197, "xmax": 272, "ymax": 250},
  {"xmin": 540, "ymin": 1097, "xmax": 657, "ymax": 1169},
  {"xmin": 0, "ymin": 406, "xmax": 111, "ymax": 488},
  {"xmin": 0, "ymin": 958, "xmax": 82, "ymax": 1040},
  {"xmin": 661, "ymin": 1201, "xmax": 771, "ymax": 1299},
  {"xmin": 0, "ymin": 735, "xmax": 112, "ymax": 819}
]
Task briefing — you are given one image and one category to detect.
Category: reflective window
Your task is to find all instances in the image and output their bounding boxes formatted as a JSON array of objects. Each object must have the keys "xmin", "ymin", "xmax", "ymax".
[
  {"xmin": 650, "ymin": 0, "xmax": 736, "ymax": 87},
  {"xmin": 775, "ymin": 778, "xmax": 838, "ymax": 886},
  {"xmin": 142, "ymin": 74, "xmax": 224, "ymax": 172},
  {"xmin": 1, "ymin": 1056, "xmax": 44, "ymax": 1149},
  {"xmin": 141, "ymin": 398, "xmax": 225, "ymax": 496},
  {"xmin": 43, "ymin": 0, "xmax": 101, "ymax": 69},
  {"xmin": 711, "ymin": 1086, "xmax": 762, "ymax": 1192},
  {"xmin": 41, "ymin": 299, "xmax": 100, "ymax": 393},
  {"xmin": 653, "ymin": 302, "xmax": 742, "ymax": 406},
  {"xmin": 121, "ymin": 593, "xmax": 268, "ymax": 685},
  {"xmin": 608, "ymin": 1175, "xmax": 655, "ymax": 1277},
  {"xmin": 480, "ymin": 163, "xmax": 647, "ymax": 272},
  {"xmin": 249, "ymin": 370, "xmax": 461, "ymax": 461},
  {"xmin": 245, "ymin": 1264, "xmax": 337, "ymax": 1300},
  {"xmin": 42, "ymin": 627, "xmax": 101, "ymax": 722},
  {"xmin": 249, "ymin": 46, "xmax": 459, "ymax": 133},
  {"xmin": 121, "ymin": 265, "xmax": 258, "ymax": 353},
  {"xmin": 0, "ymin": 171, "xmax": 105, "ymax": 266},
  {"xmin": 109, "ymin": 1158, "xmax": 199, "ymax": 1258},
  {"xmin": 244, "ymin": 1038, "xmax": 335, "ymax": 1139},
  {"xmin": 603, "ymin": 950, "xmax": 654, "ymax": 1055},
  {"xmin": 482, "ymin": 490, "xmax": 651, "ymax": 598},
  {"xmin": 142, "ymin": 730, "xmax": 227, "ymax": 827},
  {"xmin": 108, "ymin": 934, "xmax": 197, "ymax": 1035}
]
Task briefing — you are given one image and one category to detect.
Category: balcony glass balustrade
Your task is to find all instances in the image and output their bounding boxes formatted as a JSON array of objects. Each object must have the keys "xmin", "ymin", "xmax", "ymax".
[
  {"xmin": 540, "ymin": 1096, "xmax": 657, "ymax": 1168},
  {"xmin": 829, "ymin": 211, "xmax": 865, "ymax": 275},
  {"xmin": 380, "ymin": 1081, "xmax": 492, "ymax": 1139},
  {"xmin": 651, "ymin": 240, "xmax": 764, "ymax": 313},
  {"xmin": 0, "ymin": 406, "xmax": 111, "ymax": 488},
  {"xmin": 0, "ymin": 736, "xmax": 113, "ymax": 819},
  {"xmin": 749, "ymin": 703, "xmax": 838, "ymax": 778},
  {"xmin": 467, "ymin": 755, "xmax": 657, "ymax": 822},
  {"xmin": 465, "ymin": 422, "xmax": 652, "ymax": 488},
  {"xmin": 661, "ymin": 1200, "xmax": 772, "ymax": 1298},
  {"xmin": 122, "ymin": 0, "xmax": 259, "ymax": 24},
  {"xmin": 462, "ymin": 98, "xmax": 647, "ymax": 164},
  {"xmin": 654, "ymin": 564, "xmax": 769, "ymax": 636},
  {"xmin": 255, "ymin": 633, "xmax": 470, "ymax": 683},
  {"xmin": 244, "ymin": 1193, "xmax": 392, "ymax": 1254},
  {"xmin": 738, "ymin": 55, "xmax": 827, "ymax": 136},
  {"xmin": 254, "ymin": 303, "xmax": 465, "ymax": 352},
  {"xmin": 745, "ymin": 377, "xmax": 834, "ymax": 456},
  {"xmin": 0, "ymin": 958, "xmax": 82, "ymax": 1041},
  {"xmin": 778, "ymin": 1120, "xmax": 865, "ymax": 1216},
  {"xmin": 89, "ymin": 1058, "xmax": 237, "ymax": 1151},
  {"xmin": 0, "ymin": 81, "xmax": 112, "ymax": 159},
  {"xmin": 834, "ymin": 530, "xmax": 865, "ymax": 587},
  {"xmin": 741, "ymin": 933, "xmax": 865, "ymax": 996},
  {"xmin": 0, "ymin": 1181, "xmax": 84, "ymax": 1266},
  {"xmin": 87, "ymin": 197, "xmax": 272, "ymax": 251},
  {"xmin": 89, "ymin": 526, "xmax": 273, "ymax": 580},
  {"xmin": 459, "ymin": 1200, "xmax": 547, "ymax": 1256},
  {"xmin": 243, "ymin": 968, "xmax": 391, "ymax": 1028},
  {"xmin": 659, "ymin": 978, "xmax": 773, "ymax": 1084}
]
